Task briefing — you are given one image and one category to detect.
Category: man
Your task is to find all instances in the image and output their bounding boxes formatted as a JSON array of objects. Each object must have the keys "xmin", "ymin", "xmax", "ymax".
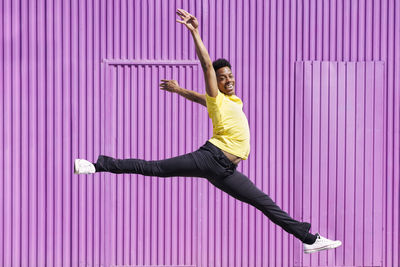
[{"xmin": 74, "ymin": 8, "xmax": 341, "ymax": 254}]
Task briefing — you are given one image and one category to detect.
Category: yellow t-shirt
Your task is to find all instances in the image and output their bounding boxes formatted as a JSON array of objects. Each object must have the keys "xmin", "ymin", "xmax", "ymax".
[{"xmin": 205, "ymin": 90, "xmax": 250, "ymax": 160}]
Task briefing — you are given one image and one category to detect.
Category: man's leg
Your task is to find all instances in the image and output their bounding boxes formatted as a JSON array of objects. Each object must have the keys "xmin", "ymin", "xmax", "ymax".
[
  {"xmin": 207, "ymin": 170, "xmax": 315, "ymax": 243},
  {"xmin": 94, "ymin": 150, "xmax": 207, "ymax": 178}
]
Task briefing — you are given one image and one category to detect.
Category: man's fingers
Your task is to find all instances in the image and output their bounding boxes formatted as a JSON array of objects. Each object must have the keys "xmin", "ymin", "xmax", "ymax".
[
  {"xmin": 177, "ymin": 8, "xmax": 190, "ymax": 16},
  {"xmin": 176, "ymin": 8, "xmax": 185, "ymax": 15},
  {"xmin": 176, "ymin": 19, "xmax": 186, "ymax": 24},
  {"xmin": 176, "ymin": 11, "xmax": 188, "ymax": 21},
  {"xmin": 159, "ymin": 86, "xmax": 172, "ymax": 91},
  {"xmin": 176, "ymin": 11, "xmax": 185, "ymax": 18},
  {"xmin": 177, "ymin": 9, "xmax": 192, "ymax": 20}
]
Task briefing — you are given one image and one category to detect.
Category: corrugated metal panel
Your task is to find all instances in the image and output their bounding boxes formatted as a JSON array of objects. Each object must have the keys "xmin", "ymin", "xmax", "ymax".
[
  {"xmin": 0, "ymin": 0, "xmax": 399, "ymax": 266},
  {"xmin": 294, "ymin": 61, "xmax": 385, "ymax": 267},
  {"xmin": 102, "ymin": 61, "xmax": 204, "ymax": 267}
]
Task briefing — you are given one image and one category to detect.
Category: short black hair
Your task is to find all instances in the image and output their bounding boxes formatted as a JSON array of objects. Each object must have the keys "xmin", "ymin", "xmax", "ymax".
[{"xmin": 212, "ymin": 58, "xmax": 232, "ymax": 72}]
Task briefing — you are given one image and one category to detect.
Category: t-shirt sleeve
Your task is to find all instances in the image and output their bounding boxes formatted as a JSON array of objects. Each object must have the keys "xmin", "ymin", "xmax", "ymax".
[
  {"xmin": 205, "ymin": 90, "xmax": 224, "ymax": 122},
  {"xmin": 206, "ymin": 90, "xmax": 223, "ymax": 108}
]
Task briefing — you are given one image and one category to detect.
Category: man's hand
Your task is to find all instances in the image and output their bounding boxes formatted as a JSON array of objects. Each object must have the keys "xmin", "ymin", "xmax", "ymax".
[
  {"xmin": 176, "ymin": 9, "xmax": 199, "ymax": 31},
  {"xmin": 160, "ymin": 79, "xmax": 180, "ymax": 93}
]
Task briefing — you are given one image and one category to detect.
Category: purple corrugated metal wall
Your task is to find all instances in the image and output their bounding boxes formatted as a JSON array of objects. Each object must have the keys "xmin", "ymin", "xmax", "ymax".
[
  {"xmin": 103, "ymin": 61, "xmax": 204, "ymax": 266},
  {"xmin": 293, "ymin": 61, "xmax": 385, "ymax": 267},
  {"xmin": 0, "ymin": 0, "xmax": 399, "ymax": 266}
]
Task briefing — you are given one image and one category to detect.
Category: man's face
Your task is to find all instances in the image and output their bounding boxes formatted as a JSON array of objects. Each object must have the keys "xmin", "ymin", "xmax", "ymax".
[{"xmin": 216, "ymin": 67, "xmax": 235, "ymax": 96}]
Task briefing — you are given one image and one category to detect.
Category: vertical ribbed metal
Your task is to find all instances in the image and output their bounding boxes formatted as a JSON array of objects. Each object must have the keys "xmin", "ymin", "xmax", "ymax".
[
  {"xmin": 294, "ymin": 61, "xmax": 385, "ymax": 267},
  {"xmin": 102, "ymin": 61, "xmax": 202, "ymax": 267},
  {"xmin": 0, "ymin": 0, "xmax": 399, "ymax": 266}
]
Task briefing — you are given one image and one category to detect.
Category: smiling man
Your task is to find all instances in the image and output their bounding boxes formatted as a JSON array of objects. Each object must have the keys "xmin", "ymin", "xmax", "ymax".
[{"xmin": 74, "ymin": 9, "xmax": 341, "ymax": 254}]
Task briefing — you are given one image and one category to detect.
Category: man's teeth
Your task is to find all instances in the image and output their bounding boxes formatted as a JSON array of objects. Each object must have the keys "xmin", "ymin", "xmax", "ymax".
[{"xmin": 227, "ymin": 84, "xmax": 233, "ymax": 89}]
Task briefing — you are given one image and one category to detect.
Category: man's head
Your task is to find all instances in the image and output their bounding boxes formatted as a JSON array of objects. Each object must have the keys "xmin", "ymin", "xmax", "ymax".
[{"xmin": 213, "ymin": 58, "xmax": 235, "ymax": 96}]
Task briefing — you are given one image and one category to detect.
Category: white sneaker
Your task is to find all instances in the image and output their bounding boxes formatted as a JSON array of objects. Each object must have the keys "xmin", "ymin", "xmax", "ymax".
[
  {"xmin": 74, "ymin": 159, "xmax": 96, "ymax": 174},
  {"xmin": 303, "ymin": 234, "xmax": 342, "ymax": 253}
]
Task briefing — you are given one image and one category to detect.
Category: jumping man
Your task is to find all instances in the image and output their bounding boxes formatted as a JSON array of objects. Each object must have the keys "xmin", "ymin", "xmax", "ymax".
[{"xmin": 74, "ymin": 9, "xmax": 342, "ymax": 254}]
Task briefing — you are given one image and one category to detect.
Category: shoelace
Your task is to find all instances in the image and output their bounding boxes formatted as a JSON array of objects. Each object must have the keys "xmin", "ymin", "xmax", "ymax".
[{"xmin": 316, "ymin": 235, "xmax": 331, "ymax": 244}]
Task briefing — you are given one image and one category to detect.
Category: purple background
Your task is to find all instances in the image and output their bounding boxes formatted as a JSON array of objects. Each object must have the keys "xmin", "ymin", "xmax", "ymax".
[{"xmin": 1, "ymin": 0, "xmax": 399, "ymax": 266}]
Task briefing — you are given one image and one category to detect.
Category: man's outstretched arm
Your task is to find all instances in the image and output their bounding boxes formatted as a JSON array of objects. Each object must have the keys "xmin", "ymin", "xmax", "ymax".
[
  {"xmin": 160, "ymin": 79, "xmax": 206, "ymax": 107},
  {"xmin": 176, "ymin": 9, "xmax": 218, "ymax": 98}
]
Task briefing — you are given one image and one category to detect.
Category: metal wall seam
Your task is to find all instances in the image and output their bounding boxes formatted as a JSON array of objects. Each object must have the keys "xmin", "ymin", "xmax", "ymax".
[{"xmin": 0, "ymin": 0, "xmax": 4, "ymax": 264}]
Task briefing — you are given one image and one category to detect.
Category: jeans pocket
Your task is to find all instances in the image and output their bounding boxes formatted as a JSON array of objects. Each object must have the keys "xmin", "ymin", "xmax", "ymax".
[
  {"xmin": 201, "ymin": 142, "xmax": 236, "ymax": 177},
  {"xmin": 216, "ymin": 155, "xmax": 236, "ymax": 177}
]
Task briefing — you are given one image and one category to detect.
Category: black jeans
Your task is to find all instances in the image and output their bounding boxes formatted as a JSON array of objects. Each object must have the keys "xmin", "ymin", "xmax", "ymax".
[{"xmin": 95, "ymin": 141, "xmax": 313, "ymax": 242}]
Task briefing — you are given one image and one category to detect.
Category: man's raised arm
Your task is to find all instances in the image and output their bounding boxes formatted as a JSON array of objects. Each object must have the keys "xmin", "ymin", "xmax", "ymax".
[{"xmin": 176, "ymin": 9, "xmax": 218, "ymax": 98}]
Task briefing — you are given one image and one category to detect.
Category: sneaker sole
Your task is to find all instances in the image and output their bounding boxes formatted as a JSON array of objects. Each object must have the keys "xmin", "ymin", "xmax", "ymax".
[
  {"xmin": 74, "ymin": 159, "xmax": 79, "ymax": 174},
  {"xmin": 304, "ymin": 242, "xmax": 342, "ymax": 254}
]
